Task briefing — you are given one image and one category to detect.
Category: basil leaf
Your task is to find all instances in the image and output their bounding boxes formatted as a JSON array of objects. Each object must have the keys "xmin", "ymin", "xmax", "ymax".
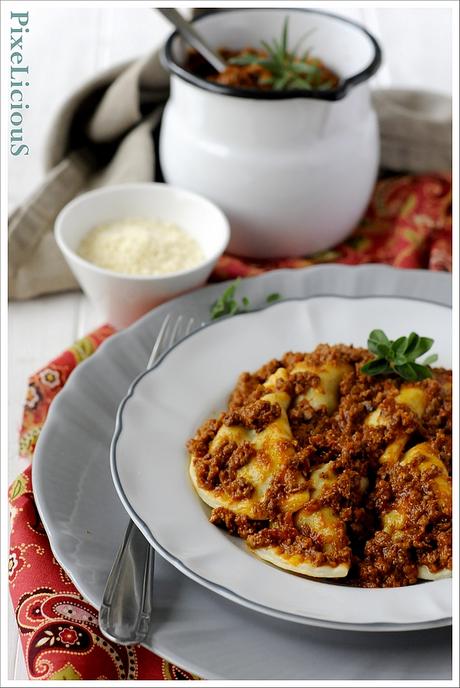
[
  {"xmin": 393, "ymin": 335, "xmax": 411, "ymax": 356},
  {"xmin": 414, "ymin": 363, "xmax": 434, "ymax": 379},
  {"xmin": 394, "ymin": 362, "xmax": 433, "ymax": 381},
  {"xmin": 405, "ymin": 336, "xmax": 434, "ymax": 361},
  {"xmin": 362, "ymin": 329, "xmax": 437, "ymax": 381},
  {"xmin": 210, "ymin": 282, "xmax": 283, "ymax": 320},
  {"xmin": 210, "ymin": 281, "xmax": 239, "ymax": 320},
  {"xmin": 393, "ymin": 362, "xmax": 418, "ymax": 381},
  {"xmin": 401, "ymin": 332, "xmax": 419, "ymax": 357},
  {"xmin": 422, "ymin": 354, "xmax": 438, "ymax": 366},
  {"xmin": 367, "ymin": 329, "xmax": 391, "ymax": 356},
  {"xmin": 361, "ymin": 358, "xmax": 393, "ymax": 376}
]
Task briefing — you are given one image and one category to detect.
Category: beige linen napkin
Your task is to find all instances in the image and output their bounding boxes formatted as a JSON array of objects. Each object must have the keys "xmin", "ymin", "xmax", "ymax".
[
  {"xmin": 8, "ymin": 47, "xmax": 452, "ymax": 300},
  {"xmin": 8, "ymin": 52, "xmax": 169, "ymax": 300},
  {"xmin": 372, "ymin": 89, "xmax": 452, "ymax": 173}
]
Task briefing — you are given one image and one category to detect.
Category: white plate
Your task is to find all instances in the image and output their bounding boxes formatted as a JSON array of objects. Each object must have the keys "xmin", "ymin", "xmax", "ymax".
[
  {"xmin": 112, "ymin": 295, "xmax": 452, "ymax": 629},
  {"xmin": 33, "ymin": 266, "xmax": 453, "ymax": 679}
]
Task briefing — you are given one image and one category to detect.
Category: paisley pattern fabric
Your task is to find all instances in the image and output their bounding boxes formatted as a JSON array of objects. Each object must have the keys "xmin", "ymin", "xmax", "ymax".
[
  {"xmin": 19, "ymin": 325, "xmax": 115, "ymax": 461},
  {"xmin": 9, "ymin": 174, "xmax": 451, "ymax": 679},
  {"xmin": 10, "ymin": 328, "xmax": 198, "ymax": 680},
  {"xmin": 211, "ymin": 174, "xmax": 452, "ymax": 280}
]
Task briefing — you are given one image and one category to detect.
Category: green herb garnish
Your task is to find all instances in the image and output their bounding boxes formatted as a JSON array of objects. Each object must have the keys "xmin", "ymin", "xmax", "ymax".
[
  {"xmin": 229, "ymin": 18, "xmax": 334, "ymax": 91},
  {"xmin": 361, "ymin": 330, "xmax": 438, "ymax": 381},
  {"xmin": 210, "ymin": 280, "xmax": 241, "ymax": 320},
  {"xmin": 210, "ymin": 281, "xmax": 282, "ymax": 320}
]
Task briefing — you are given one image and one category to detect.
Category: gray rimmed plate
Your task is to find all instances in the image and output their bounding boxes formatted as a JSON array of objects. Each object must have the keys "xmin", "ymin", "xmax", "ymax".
[
  {"xmin": 33, "ymin": 265, "xmax": 452, "ymax": 680},
  {"xmin": 111, "ymin": 295, "xmax": 451, "ymax": 628}
]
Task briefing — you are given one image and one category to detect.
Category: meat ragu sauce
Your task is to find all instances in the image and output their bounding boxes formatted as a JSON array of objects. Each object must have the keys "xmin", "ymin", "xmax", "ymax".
[
  {"xmin": 187, "ymin": 344, "xmax": 452, "ymax": 588},
  {"xmin": 184, "ymin": 49, "xmax": 340, "ymax": 91}
]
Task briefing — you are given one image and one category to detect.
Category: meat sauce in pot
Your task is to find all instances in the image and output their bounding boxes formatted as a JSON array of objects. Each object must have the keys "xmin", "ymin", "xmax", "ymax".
[{"xmin": 185, "ymin": 48, "xmax": 340, "ymax": 91}]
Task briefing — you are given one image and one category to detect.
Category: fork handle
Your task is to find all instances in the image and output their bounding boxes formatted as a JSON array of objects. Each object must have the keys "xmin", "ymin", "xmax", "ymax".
[{"xmin": 99, "ymin": 520, "xmax": 154, "ymax": 645}]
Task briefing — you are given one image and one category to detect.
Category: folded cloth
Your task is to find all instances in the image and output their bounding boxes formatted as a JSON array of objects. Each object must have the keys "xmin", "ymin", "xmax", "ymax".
[
  {"xmin": 9, "ymin": 326, "xmax": 199, "ymax": 680},
  {"xmin": 373, "ymin": 89, "xmax": 452, "ymax": 173},
  {"xmin": 8, "ymin": 42, "xmax": 452, "ymax": 299}
]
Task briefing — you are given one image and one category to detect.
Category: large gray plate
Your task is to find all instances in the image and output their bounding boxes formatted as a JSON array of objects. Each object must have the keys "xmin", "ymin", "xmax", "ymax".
[{"xmin": 33, "ymin": 265, "xmax": 452, "ymax": 680}]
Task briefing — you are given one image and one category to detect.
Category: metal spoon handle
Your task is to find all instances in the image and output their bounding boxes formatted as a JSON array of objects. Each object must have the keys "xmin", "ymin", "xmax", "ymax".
[
  {"xmin": 99, "ymin": 520, "xmax": 154, "ymax": 645},
  {"xmin": 158, "ymin": 8, "xmax": 227, "ymax": 73}
]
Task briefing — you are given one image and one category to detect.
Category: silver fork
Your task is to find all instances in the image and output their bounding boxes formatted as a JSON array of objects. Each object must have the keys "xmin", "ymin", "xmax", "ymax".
[{"xmin": 99, "ymin": 314, "xmax": 195, "ymax": 645}]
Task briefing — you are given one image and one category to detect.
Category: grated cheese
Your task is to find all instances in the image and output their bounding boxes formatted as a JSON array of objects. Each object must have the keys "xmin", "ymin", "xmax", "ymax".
[{"xmin": 77, "ymin": 218, "xmax": 205, "ymax": 276}]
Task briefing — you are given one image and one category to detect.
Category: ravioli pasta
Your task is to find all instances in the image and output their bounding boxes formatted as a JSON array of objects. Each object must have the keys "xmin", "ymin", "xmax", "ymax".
[{"xmin": 187, "ymin": 344, "xmax": 452, "ymax": 587}]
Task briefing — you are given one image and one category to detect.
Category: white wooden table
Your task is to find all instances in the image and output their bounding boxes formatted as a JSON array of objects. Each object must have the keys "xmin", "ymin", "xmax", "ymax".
[{"xmin": 7, "ymin": 4, "xmax": 452, "ymax": 680}]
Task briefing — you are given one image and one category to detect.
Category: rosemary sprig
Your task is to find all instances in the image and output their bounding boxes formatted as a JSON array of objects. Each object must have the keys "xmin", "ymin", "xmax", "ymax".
[
  {"xmin": 229, "ymin": 18, "xmax": 334, "ymax": 91},
  {"xmin": 361, "ymin": 330, "xmax": 438, "ymax": 381},
  {"xmin": 210, "ymin": 280, "xmax": 281, "ymax": 320}
]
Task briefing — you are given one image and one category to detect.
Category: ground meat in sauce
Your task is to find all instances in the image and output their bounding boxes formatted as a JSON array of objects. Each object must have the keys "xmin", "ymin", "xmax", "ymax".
[
  {"xmin": 184, "ymin": 48, "xmax": 339, "ymax": 92},
  {"xmin": 247, "ymin": 521, "xmax": 351, "ymax": 569},
  {"xmin": 187, "ymin": 344, "xmax": 452, "ymax": 588},
  {"xmin": 224, "ymin": 398, "xmax": 282, "ymax": 432},
  {"xmin": 186, "ymin": 416, "xmax": 222, "ymax": 458},
  {"xmin": 192, "ymin": 439, "xmax": 256, "ymax": 496},
  {"xmin": 227, "ymin": 360, "xmax": 282, "ymax": 410},
  {"xmin": 210, "ymin": 507, "xmax": 267, "ymax": 538}
]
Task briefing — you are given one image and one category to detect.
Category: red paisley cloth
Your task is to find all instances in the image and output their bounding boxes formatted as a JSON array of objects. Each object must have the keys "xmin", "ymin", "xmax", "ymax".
[
  {"xmin": 9, "ymin": 174, "xmax": 451, "ymax": 680},
  {"xmin": 10, "ymin": 327, "xmax": 198, "ymax": 680},
  {"xmin": 212, "ymin": 173, "xmax": 452, "ymax": 280}
]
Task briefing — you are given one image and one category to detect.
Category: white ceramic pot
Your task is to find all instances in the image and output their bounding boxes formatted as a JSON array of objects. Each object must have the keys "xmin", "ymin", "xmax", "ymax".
[{"xmin": 160, "ymin": 8, "xmax": 381, "ymax": 259}]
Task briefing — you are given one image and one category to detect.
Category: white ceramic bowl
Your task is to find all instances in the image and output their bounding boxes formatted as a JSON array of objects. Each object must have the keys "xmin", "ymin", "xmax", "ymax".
[
  {"xmin": 55, "ymin": 183, "xmax": 230, "ymax": 328},
  {"xmin": 160, "ymin": 8, "xmax": 381, "ymax": 258}
]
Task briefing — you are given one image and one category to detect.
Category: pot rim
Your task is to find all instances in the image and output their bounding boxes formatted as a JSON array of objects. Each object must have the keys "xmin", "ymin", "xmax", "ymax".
[{"xmin": 162, "ymin": 7, "xmax": 382, "ymax": 101}]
